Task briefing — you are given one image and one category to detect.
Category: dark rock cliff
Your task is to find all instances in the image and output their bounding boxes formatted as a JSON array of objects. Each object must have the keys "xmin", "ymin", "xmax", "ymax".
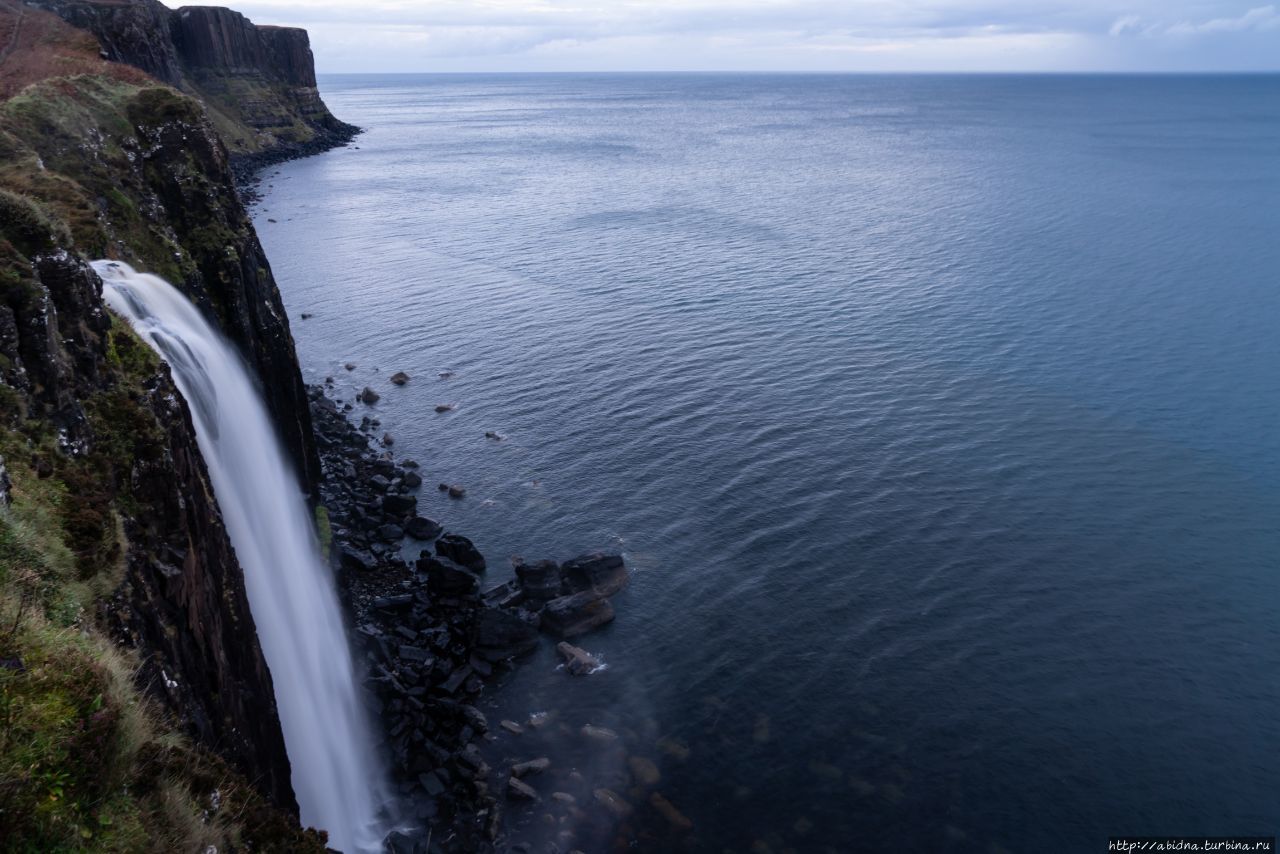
[
  {"xmin": 30, "ymin": 0, "xmax": 358, "ymax": 161},
  {"xmin": 0, "ymin": 0, "xmax": 352, "ymax": 839},
  {"xmin": 2, "ymin": 247, "xmax": 295, "ymax": 808}
]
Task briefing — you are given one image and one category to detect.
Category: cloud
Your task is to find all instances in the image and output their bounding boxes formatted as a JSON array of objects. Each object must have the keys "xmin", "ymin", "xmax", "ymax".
[
  {"xmin": 1108, "ymin": 15, "xmax": 1142, "ymax": 37},
  {"xmin": 1166, "ymin": 4, "xmax": 1280, "ymax": 35},
  {"xmin": 1109, "ymin": 4, "xmax": 1280, "ymax": 38},
  {"xmin": 156, "ymin": 0, "xmax": 1280, "ymax": 71}
]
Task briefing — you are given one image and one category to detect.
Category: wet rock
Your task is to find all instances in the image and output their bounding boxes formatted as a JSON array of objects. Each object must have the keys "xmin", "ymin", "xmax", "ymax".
[
  {"xmin": 381, "ymin": 493, "xmax": 417, "ymax": 516},
  {"xmin": 507, "ymin": 776, "xmax": 539, "ymax": 801},
  {"xmin": 439, "ymin": 371, "xmax": 454, "ymax": 379},
  {"xmin": 359, "ymin": 386, "xmax": 380, "ymax": 404},
  {"xmin": 434, "ymin": 403, "xmax": 455, "ymax": 413},
  {"xmin": 474, "ymin": 608, "xmax": 539, "ymax": 662},
  {"xmin": 541, "ymin": 592, "xmax": 615, "ymax": 638},
  {"xmin": 627, "ymin": 756, "xmax": 660, "ymax": 786},
  {"xmin": 556, "ymin": 642, "xmax": 602, "ymax": 676},
  {"xmin": 381, "ymin": 432, "xmax": 394, "ymax": 446},
  {"xmin": 389, "ymin": 371, "xmax": 410, "ymax": 385},
  {"xmin": 418, "ymin": 555, "xmax": 479, "ymax": 597},
  {"xmin": 419, "ymin": 771, "xmax": 446, "ymax": 797},
  {"xmin": 593, "ymin": 788, "xmax": 632, "ymax": 817},
  {"xmin": 500, "ymin": 720, "xmax": 525, "ymax": 735},
  {"xmin": 402, "ymin": 470, "xmax": 422, "ymax": 488},
  {"xmin": 377, "ymin": 523, "xmax": 404, "ymax": 541},
  {"xmin": 300, "ymin": 312, "xmax": 313, "ymax": 319},
  {"xmin": 405, "ymin": 516, "xmax": 443, "ymax": 541},
  {"xmin": 511, "ymin": 757, "xmax": 550, "ymax": 778},
  {"xmin": 580, "ymin": 724, "xmax": 619, "ymax": 745},
  {"xmin": 561, "ymin": 553, "xmax": 628, "ymax": 597},
  {"xmin": 447, "ymin": 484, "xmax": 466, "ymax": 499},
  {"xmin": 650, "ymin": 793, "xmax": 692, "ymax": 831},
  {"xmin": 344, "ymin": 362, "xmax": 356, "ymax": 371},
  {"xmin": 513, "ymin": 558, "xmax": 562, "ymax": 603},
  {"xmin": 551, "ymin": 792, "xmax": 576, "ymax": 806},
  {"xmin": 656, "ymin": 737, "xmax": 690, "ymax": 761},
  {"xmin": 339, "ymin": 546, "xmax": 377, "ymax": 573},
  {"xmin": 484, "ymin": 431, "xmax": 503, "ymax": 441},
  {"xmin": 435, "ymin": 533, "xmax": 486, "ymax": 572}
]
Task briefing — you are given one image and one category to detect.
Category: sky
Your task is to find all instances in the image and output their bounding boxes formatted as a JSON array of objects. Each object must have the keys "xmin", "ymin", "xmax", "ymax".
[{"xmin": 171, "ymin": 1, "xmax": 1280, "ymax": 72}]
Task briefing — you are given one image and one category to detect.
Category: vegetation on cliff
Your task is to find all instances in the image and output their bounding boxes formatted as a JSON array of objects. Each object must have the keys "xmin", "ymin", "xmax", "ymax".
[{"xmin": 0, "ymin": 0, "xmax": 339, "ymax": 847}]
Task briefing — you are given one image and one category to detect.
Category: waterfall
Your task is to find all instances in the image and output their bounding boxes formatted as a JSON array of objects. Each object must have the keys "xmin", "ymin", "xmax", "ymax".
[{"xmin": 95, "ymin": 260, "xmax": 387, "ymax": 853}]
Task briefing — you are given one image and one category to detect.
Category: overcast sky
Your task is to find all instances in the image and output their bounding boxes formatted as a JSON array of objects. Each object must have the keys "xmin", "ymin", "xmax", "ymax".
[{"xmin": 174, "ymin": 1, "xmax": 1280, "ymax": 72}]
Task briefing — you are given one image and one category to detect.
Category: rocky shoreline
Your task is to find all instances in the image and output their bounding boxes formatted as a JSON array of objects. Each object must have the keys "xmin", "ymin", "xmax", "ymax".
[{"xmin": 307, "ymin": 384, "xmax": 631, "ymax": 853}]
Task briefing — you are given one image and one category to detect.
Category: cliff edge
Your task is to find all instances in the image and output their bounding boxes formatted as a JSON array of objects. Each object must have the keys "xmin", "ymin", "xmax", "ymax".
[{"xmin": 29, "ymin": 0, "xmax": 359, "ymax": 167}]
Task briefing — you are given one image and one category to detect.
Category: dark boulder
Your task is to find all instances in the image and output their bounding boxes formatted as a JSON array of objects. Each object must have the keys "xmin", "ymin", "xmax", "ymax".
[
  {"xmin": 359, "ymin": 386, "xmax": 380, "ymax": 404},
  {"xmin": 435, "ymin": 533, "xmax": 486, "ymax": 572},
  {"xmin": 418, "ymin": 555, "xmax": 479, "ymax": 597},
  {"xmin": 513, "ymin": 558, "xmax": 562, "ymax": 603},
  {"xmin": 381, "ymin": 493, "xmax": 417, "ymax": 516},
  {"xmin": 540, "ymin": 592, "xmax": 615, "ymax": 638},
  {"xmin": 562, "ymin": 553, "xmax": 629, "ymax": 597},
  {"xmin": 405, "ymin": 516, "xmax": 443, "ymax": 541},
  {"xmin": 389, "ymin": 371, "xmax": 410, "ymax": 385},
  {"xmin": 474, "ymin": 608, "xmax": 540, "ymax": 662},
  {"xmin": 339, "ymin": 546, "xmax": 377, "ymax": 573}
]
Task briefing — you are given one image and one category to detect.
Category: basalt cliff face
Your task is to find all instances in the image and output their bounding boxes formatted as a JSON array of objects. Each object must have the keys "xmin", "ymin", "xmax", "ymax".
[
  {"xmin": 30, "ymin": 0, "xmax": 358, "ymax": 163},
  {"xmin": 0, "ymin": 0, "xmax": 347, "ymax": 848}
]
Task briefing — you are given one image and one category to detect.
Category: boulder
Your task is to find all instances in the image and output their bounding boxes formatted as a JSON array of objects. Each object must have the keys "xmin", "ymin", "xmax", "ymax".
[
  {"xmin": 381, "ymin": 493, "xmax": 417, "ymax": 516},
  {"xmin": 389, "ymin": 371, "xmax": 410, "ymax": 385},
  {"xmin": 359, "ymin": 386, "xmax": 380, "ymax": 404},
  {"xmin": 507, "ymin": 777, "xmax": 539, "ymax": 801},
  {"xmin": 628, "ymin": 756, "xmax": 661, "ymax": 786},
  {"xmin": 561, "ymin": 553, "xmax": 628, "ymax": 597},
  {"xmin": 556, "ymin": 642, "xmax": 602, "ymax": 676},
  {"xmin": 402, "ymin": 470, "xmax": 423, "ymax": 488},
  {"xmin": 540, "ymin": 592, "xmax": 615, "ymax": 638},
  {"xmin": 404, "ymin": 516, "xmax": 443, "ymax": 541},
  {"xmin": 474, "ymin": 608, "xmax": 539, "ymax": 661},
  {"xmin": 593, "ymin": 788, "xmax": 632, "ymax": 817},
  {"xmin": 418, "ymin": 555, "xmax": 479, "ymax": 597},
  {"xmin": 514, "ymin": 558, "xmax": 562, "ymax": 603},
  {"xmin": 435, "ymin": 403, "xmax": 455, "ymax": 413},
  {"xmin": 435, "ymin": 533, "xmax": 486, "ymax": 571},
  {"xmin": 649, "ymin": 793, "xmax": 693, "ymax": 831},
  {"xmin": 339, "ymin": 546, "xmax": 376, "ymax": 573},
  {"xmin": 511, "ymin": 757, "xmax": 550, "ymax": 778}
]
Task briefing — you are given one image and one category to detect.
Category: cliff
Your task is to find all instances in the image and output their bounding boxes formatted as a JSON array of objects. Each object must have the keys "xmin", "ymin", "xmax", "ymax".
[
  {"xmin": 29, "ymin": 0, "xmax": 359, "ymax": 164},
  {"xmin": 0, "ymin": 0, "xmax": 342, "ymax": 847}
]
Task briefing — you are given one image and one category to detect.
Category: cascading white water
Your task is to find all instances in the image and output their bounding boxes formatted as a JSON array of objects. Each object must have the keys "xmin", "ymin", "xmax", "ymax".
[{"xmin": 95, "ymin": 260, "xmax": 387, "ymax": 853}]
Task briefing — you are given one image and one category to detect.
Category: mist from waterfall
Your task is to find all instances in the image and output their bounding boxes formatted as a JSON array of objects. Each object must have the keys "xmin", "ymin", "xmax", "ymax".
[{"xmin": 95, "ymin": 260, "xmax": 387, "ymax": 853}]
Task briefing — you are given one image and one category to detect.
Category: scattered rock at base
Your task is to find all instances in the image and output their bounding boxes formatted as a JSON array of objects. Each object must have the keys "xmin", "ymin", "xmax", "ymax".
[
  {"xmin": 381, "ymin": 493, "xmax": 417, "ymax": 516},
  {"xmin": 507, "ymin": 777, "xmax": 539, "ymax": 801},
  {"xmin": 511, "ymin": 757, "xmax": 550, "ymax": 778},
  {"xmin": 580, "ymin": 724, "xmax": 619, "ymax": 745},
  {"xmin": 649, "ymin": 793, "xmax": 693, "ymax": 831},
  {"xmin": 556, "ymin": 641, "xmax": 602, "ymax": 676},
  {"xmin": 593, "ymin": 788, "xmax": 632, "ymax": 817},
  {"xmin": 447, "ymin": 484, "xmax": 466, "ymax": 499},
  {"xmin": 562, "ymin": 553, "xmax": 629, "ymax": 597},
  {"xmin": 474, "ymin": 608, "xmax": 540, "ymax": 662},
  {"xmin": 513, "ymin": 558, "xmax": 562, "ymax": 604},
  {"xmin": 359, "ymin": 386, "xmax": 380, "ymax": 404},
  {"xmin": 435, "ymin": 403, "xmax": 455, "ymax": 413},
  {"xmin": 418, "ymin": 554, "xmax": 479, "ymax": 597},
  {"xmin": 627, "ymin": 756, "xmax": 661, "ymax": 786},
  {"xmin": 389, "ymin": 371, "xmax": 410, "ymax": 385},
  {"xmin": 485, "ymin": 431, "xmax": 503, "ymax": 440},
  {"xmin": 344, "ymin": 362, "xmax": 356, "ymax": 371},
  {"xmin": 435, "ymin": 533, "xmax": 486, "ymax": 571},
  {"xmin": 541, "ymin": 591, "xmax": 615, "ymax": 638},
  {"xmin": 381, "ymin": 432, "xmax": 394, "ymax": 446},
  {"xmin": 500, "ymin": 720, "xmax": 525, "ymax": 735},
  {"xmin": 300, "ymin": 312, "xmax": 312, "ymax": 319},
  {"xmin": 404, "ymin": 516, "xmax": 443, "ymax": 540}
]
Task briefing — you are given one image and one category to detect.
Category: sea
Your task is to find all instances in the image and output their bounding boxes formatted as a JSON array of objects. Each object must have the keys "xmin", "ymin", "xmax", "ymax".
[{"xmin": 252, "ymin": 73, "xmax": 1280, "ymax": 853}]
